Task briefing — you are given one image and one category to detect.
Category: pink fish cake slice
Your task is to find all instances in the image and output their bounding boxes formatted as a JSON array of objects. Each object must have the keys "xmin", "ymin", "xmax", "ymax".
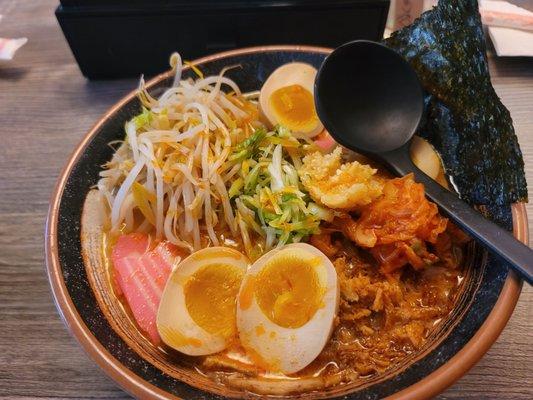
[{"xmin": 112, "ymin": 234, "xmax": 184, "ymax": 344}]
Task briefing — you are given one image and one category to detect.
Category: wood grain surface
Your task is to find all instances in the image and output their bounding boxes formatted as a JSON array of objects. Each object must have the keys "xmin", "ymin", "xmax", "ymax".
[{"xmin": 0, "ymin": 0, "xmax": 531, "ymax": 399}]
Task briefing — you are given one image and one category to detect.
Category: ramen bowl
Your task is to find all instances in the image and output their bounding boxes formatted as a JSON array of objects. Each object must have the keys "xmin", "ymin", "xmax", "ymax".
[{"xmin": 45, "ymin": 46, "xmax": 527, "ymax": 400}]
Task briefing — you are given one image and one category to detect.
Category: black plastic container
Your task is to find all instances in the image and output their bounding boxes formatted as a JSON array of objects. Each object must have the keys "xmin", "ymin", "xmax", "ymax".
[{"xmin": 56, "ymin": 0, "xmax": 389, "ymax": 79}]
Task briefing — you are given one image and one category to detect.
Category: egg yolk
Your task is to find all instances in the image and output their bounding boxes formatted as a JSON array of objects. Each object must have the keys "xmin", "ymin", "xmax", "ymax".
[
  {"xmin": 184, "ymin": 263, "xmax": 244, "ymax": 339},
  {"xmin": 254, "ymin": 253, "xmax": 323, "ymax": 328},
  {"xmin": 269, "ymin": 84, "xmax": 319, "ymax": 133}
]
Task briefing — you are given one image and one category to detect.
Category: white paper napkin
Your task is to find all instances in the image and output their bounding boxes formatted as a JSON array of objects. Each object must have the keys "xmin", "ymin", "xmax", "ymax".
[
  {"xmin": 0, "ymin": 14, "xmax": 28, "ymax": 62},
  {"xmin": 479, "ymin": 1, "xmax": 533, "ymax": 57},
  {"xmin": 488, "ymin": 26, "xmax": 533, "ymax": 56},
  {"xmin": 480, "ymin": 0, "xmax": 533, "ymax": 31}
]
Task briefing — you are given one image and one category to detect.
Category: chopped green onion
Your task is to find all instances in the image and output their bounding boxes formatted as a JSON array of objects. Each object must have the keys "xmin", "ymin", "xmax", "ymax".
[
  {"xmin": 231, "ymin": 125, "xmax": 330, "ymax": 249},
  {"xmin": 229, "ymin": 128, "xmax": 267, "ymax": 162}
]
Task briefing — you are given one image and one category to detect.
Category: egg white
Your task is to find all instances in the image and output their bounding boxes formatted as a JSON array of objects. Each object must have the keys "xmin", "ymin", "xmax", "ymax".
[
  {"xmin": 157, "ymin": 247, "xmax": 249, "ymax": 356},
  {"xmin": 236, "ymin": 243, "xmax": 339, "ymax": 374}
]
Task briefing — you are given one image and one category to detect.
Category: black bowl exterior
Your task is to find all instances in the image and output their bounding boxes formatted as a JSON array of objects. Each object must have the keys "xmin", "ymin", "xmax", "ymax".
[{"xmin": 49, "ymin": 47, "xmax": 518, "ymax": 399}]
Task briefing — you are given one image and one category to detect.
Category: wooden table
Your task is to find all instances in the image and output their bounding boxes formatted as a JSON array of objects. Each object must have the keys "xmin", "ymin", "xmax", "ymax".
[{"xmin": 0, "ymin": 1, "xmax": 531, "ymax": 398}]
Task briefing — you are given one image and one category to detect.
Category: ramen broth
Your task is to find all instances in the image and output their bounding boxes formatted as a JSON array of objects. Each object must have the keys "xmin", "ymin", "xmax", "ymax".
[{"xmin": 103, "ymin": 226, "xmax": 465, "ymax": 386}]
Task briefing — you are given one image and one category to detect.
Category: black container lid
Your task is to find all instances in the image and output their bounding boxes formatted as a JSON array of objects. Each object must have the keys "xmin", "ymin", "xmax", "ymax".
[{"xmin": 59, "ymin": 0, "xmax": 383, "ymax": 12}]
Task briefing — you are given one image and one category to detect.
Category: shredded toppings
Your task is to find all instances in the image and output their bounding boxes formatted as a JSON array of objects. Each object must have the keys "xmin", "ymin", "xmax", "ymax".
[
  {"xmin": 231, "ymin": 126, "xmax": 333, "ymax": 258},
  {"xmin": 337, "ymin": 174, "xmax": 448, "ymax": 273},
  {"xmin": 320, "ymin": 247, "xmax": 462, "ymax": 377},
  {"xmin": 98, "ymin": 54, "xmax": 261, "ymax": 252},
  {"xmin": 98, "ymin": 55, "xmax": 331, "ymax": 257}
]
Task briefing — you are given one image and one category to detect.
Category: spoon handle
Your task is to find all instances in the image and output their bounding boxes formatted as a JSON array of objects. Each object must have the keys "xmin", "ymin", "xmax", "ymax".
[{"xmin": 383, "ymin": 147, "xmax": 533, "ymax": 285}]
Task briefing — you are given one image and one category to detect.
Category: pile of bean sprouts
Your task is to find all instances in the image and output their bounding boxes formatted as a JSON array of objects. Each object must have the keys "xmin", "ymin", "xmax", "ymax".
[{"xmin": 97, "ymin": 53, "xmax": 262, "ymax": 252}]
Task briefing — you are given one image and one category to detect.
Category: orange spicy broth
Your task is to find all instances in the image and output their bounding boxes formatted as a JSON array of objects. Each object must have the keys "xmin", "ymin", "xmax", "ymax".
[
  {"xmin": 102, "ymin": 201, "xmax": 466, "ymax": 391},
  {"xmin": 198, "ymin": 232, "xmax": 465, "ymax": 386}
]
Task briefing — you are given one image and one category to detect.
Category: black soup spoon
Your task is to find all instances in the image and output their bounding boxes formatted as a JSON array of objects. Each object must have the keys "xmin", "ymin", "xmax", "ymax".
[{"xmin": 314, "ymin": 40, "xmax": 533, "ymax": 284}]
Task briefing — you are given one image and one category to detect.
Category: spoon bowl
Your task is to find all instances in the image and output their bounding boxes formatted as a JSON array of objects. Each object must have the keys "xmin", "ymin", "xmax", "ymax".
[{"xmin": 315, "ymin": 40, "xmax": 424, "ymax": 154}]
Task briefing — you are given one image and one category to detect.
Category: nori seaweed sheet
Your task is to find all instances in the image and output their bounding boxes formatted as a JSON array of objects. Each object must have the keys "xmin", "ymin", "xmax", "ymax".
[{"xmin": 384, "ymin": 0, "xmax": 528, "ymax": 208}]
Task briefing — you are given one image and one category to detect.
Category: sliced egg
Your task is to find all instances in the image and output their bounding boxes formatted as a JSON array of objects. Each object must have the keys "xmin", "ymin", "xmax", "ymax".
[
  {"xmin": 259, "ymin": 63, "xmax": 323, "ymax": 137},
  {"xmin": 410, "ymin": 135, "xmax": 449, "ymax": 188},
  {"xmin": 236, "ymin": 243, "xmax": 339, "ymax": 374},
  {"xmin": 157, "ymin": 247, "xmax": 249, "ymax": 356}
]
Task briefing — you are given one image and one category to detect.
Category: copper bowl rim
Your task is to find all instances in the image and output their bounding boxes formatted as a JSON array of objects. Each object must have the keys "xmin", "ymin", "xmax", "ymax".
[{"xmin": 45, "ymin": 44, "xmax": 528, "ymax": 400}]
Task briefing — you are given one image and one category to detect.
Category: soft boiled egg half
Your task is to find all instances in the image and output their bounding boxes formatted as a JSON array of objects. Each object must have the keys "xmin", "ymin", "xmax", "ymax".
[
  {"xmin": 157, "ymin": 247, "xmax": 248, "ymax": 356},
  {"xmin": 237, "ymin": 243, "xmax": 339, "ymax": 374},
  {"xmin": 259, "ymin": 63, "xmax": 323, "ymax": 138}
]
